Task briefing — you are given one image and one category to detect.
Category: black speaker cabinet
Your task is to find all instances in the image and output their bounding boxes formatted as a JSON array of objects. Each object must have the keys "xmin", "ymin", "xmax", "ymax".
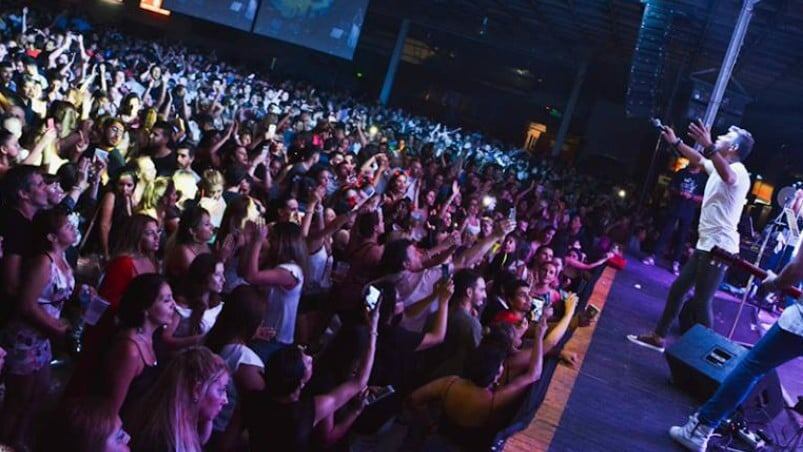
[{"xmin": 665, "ymin": 325, "xmax": 783, "ymax": 419}]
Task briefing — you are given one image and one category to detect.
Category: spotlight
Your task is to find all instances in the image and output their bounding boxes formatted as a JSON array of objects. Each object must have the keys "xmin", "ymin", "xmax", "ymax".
[
  {"xmin": 482, "ymin": 195, "xmax": 495, "ymax": 208},
  {"xmin": 618, "ymin": 189, "xmax": 627, "ymax": 199}
]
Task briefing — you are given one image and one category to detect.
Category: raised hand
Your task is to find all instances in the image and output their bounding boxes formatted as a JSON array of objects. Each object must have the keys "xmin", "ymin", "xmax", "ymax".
[
  {"xmin": 659, "ymin": 125, "xmax": 678, "ymax": 145},
  {"xmin": 434, "ymin": 278, "xmax": 455, "ymax": 304},
  {"xmin": 687, "ymin": 119, "xmax": 713, "ymax": 148},
  {"xmin": 218, "ymin": 234, "xmax": 237, "ymax": 262},
  {"xmin": 494, "ymin": 219, "xmax": 517, "ymax": 237},
  {"xmin": 534, "ymin": 315, "xmax": 548, "ymax": 339}
]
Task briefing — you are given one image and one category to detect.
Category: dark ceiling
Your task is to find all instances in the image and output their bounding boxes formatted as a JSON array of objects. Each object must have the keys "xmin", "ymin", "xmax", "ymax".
[
  {"xmin": 354, "ymin": 0, "xmax": 803, "ymax": 175},
  {"xmin": 368, "ymin": 0, "xmax": 803, "ymax": 112}
]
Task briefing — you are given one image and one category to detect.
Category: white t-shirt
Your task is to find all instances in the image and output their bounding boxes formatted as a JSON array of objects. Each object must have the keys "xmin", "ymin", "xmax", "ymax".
[
  {"xmin": 174, "ymin": 302, "xmax": 224, "ymax": 336},
  {"xmin": 214, "ymin": 343, "xmax": 264, "ymax": 432},
  {"xmin": 264, "ymin": 262, "xmax": 304, "ymax": 344},
  {"xmin": 696, "ymin": 160, "xmax": 750, "ymax": 254},
  {"xmin": 398, "ymin": 264, "xmax": 453, "ymax": 333}
]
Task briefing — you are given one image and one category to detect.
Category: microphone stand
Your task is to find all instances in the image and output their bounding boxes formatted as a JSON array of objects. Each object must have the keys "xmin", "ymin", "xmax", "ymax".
[{"xmin": 727, "ymin": 202, "xmax": 790, "ymax": 342}]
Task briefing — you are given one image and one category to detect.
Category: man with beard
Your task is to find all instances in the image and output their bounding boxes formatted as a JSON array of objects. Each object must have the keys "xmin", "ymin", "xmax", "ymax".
[
  {"xmin": 420, "ymin": 269, "xmax": 488, "ymax": 380},
  {"xmin": 148, "ymin": 120, "xmax": 177, "ymax": 177}
]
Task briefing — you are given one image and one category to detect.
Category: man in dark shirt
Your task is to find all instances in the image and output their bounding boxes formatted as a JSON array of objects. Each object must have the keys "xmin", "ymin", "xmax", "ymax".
[
  {"xmin": 552, "ymin": 214, "xmax": 590, "ymax": 258},
  {"xmin": 421, "ymin": 269, "xmax": 486, "ymax": 380},
  {"xmin": 0, "ymin": 165, "xmax": 49, "ymax": 322},
  {"xmin": 148, "ymin": 121, "xmax": 178, "ymax": 177},
  {"xmin": 642, "ymin": 163, "xmax": 706, "ymax": 274}
]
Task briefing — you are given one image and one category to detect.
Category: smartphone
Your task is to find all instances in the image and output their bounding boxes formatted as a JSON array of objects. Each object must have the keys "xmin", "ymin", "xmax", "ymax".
[
  {"xmin": 584, "ymin": 303, "xmax": 600, "ymax": 320},
  {"xmin": 440, "ymin": 263, "xmax": 450, "ymax": 281},
  {"xmin": 266, "ymin": 124, "xmax": 277, "ymax": 140},
  {"xmin": 361, "ymin": 185, "xmax": 375, "ymax": 199},
  {"xmin": 365, "ymin": 385, "xmax": 395, "ymax": 406},
  {"xmin": 365, "ymin": 285, "xmax": 381, "ymax": 311},
  {"xmin": 94, "ymin": 148, "xmax": 109, "ymax": 163},
  {"xmin": 529, "ymin": 297, "xmax": 546, "ymax": 323},
  {"xmin": 509, "ymin": 207, "xmax": 517, "ymax": 221}
]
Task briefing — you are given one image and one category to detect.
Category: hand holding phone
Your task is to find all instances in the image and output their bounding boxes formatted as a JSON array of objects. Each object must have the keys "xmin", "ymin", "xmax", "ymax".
[
  {"xmin": 266, "ymin": 124, "xmax": 277, "ymax": 140},
  {"xmin": 578, "ymin": 303, "xmax": 600, "ymax": 327},
  {"xmin": 365, "ymin": 385, "xmax": 395, "ymax": 406},
  {"xmin": 365, "ymin": 285, "xmax": 381, "ymax": 311}
]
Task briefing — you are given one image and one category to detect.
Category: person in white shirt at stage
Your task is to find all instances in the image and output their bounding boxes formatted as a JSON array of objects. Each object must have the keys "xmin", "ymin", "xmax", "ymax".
[{"xmin": 628, "ymin": 120, "xmax": 753, "ymax": 353}]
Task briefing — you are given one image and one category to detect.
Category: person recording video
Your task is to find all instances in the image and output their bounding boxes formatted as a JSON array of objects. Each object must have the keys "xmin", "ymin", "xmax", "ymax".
[{"xmin": 628, "ymin": 120, "xmax": 753, "ymax": 352}]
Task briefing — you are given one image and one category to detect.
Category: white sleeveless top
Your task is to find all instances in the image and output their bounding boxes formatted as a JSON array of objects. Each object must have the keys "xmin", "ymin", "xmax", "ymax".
[
  {"xmin": 264, "ymin": 262, "xmax": 304, "ymax": 344},
  {"xmin": 304, "ymin": 246, "xmax": 332, "ymax": 294}
]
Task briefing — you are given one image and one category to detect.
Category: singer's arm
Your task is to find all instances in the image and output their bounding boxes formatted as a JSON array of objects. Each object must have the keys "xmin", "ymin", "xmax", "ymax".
[{"xmin": 660, "ymin": 125, "xmax": 737, "ymax": 185}]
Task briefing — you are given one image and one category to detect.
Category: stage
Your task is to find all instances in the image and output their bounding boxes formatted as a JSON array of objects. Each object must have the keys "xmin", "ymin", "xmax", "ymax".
[{"xmin": 508, "ymin": 258, "xmax": 803, "ymax": 451}]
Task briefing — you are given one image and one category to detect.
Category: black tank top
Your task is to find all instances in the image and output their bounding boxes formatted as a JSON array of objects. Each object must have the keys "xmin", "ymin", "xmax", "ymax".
[{"xmin": 245, "ymin": 392, "xmax": 316, "ymax": 452}]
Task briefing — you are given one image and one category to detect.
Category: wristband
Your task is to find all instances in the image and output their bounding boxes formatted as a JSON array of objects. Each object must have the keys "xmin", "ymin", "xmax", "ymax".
[
  {"xmin": 702, "ymin": 145, "xmax": 718, "ymax": 158},
  {"xmin": 672, "ymin": 138, "xmax": 682, "ymax": 148}
]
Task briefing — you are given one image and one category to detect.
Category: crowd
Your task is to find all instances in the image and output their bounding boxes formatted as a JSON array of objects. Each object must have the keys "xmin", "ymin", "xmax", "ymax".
[{"xmin": 0, "ymin": 5, "xmax": 655, "ymax": 452}]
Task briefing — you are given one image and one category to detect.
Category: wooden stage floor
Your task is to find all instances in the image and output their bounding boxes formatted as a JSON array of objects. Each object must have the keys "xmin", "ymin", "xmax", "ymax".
[{"xmin": 506, "ymin": 260, "xmax": 803, "ymax": 452}]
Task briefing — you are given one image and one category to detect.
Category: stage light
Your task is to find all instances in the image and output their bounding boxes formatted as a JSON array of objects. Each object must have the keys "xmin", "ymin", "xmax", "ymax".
[
  {"xmin": 618, "ymin": 189, "xmax": 627, "ymax": 199},
  {"xmin": 139, "ymin": 0, "xmax": 170, "ymax": 15}
]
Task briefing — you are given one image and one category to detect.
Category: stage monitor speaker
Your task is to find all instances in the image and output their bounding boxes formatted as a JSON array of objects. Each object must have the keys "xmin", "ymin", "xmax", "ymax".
[{"xmin": 665, "ymin": 325, "xmax": 784, "ymax": 420}]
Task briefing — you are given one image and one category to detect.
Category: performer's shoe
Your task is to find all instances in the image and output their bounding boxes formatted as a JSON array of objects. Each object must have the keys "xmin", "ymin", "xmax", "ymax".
[
  {"xmin": 626, "ymin": 333, "xmax": 665, "ymax": 353},
  {"xmin": 641, "ymin": 256, "xmax": 655, "ymax": 266},
  {"xmin": 669, "ymin": 413, "xmax": 713, "ymax": 452},
  {"xmin": 672, "ymin": 261, "xmax": 680, "ymax": 275}
]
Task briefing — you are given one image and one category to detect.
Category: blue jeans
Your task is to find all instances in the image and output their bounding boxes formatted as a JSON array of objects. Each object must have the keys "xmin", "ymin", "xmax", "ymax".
[{"xmin": 697, "ymin": 324, "xmax": 803, "ymax": 427}]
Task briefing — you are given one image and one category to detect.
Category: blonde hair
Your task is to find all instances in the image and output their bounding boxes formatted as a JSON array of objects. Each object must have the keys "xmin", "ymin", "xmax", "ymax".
[
  {"xmin": 201, "ymin": 169, "xmax": 225, "ymax": 194},
  {"xmin": 129, "ymin": 347, "xmax": 228, "ymax": 452},
  {"xmin": 143, "ymin": 108, "xmax": 159, "ymax": 131},
  {"xmin": 138, "ymin": 176, "xmax": 174, "ymax": 214},
  {"xmin": 173, "ymin": 170, "xmax": 199, "ymax": 206}
]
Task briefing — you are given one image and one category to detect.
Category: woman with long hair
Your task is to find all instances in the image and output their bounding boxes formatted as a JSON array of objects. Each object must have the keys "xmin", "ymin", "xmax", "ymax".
[
  {"xmin": 0, "ymin": 209, "xmax": 76, "ymax": 450},
  {"xmin": 410, "ymin": 317, "xmax": 547, "ymax": 451},
  {"xmin": 128, "ymin": 347, "xmax": 229, "ymax": 452},
  {"xmin": 161, "ymin": 253, "xmax": 225, "ymax": 353},
  {"xmin": 244, "ymin": 305, "xmax": 379, "ymax": 451},
  {"xmin": 93, "ymin": 170, "xmax": 137, "ymax": 259},
  {"xmin": 214, "ymin": 196, "xmax": 252, "ymax": 294},
  {"xmin": 198, "ymin": 169, "xmax": 227, "ymax": 229},
  {"xmin": 42, "ymin": 397, "xmax": 131, "ymax": 452},
  {"xmin": 244, "ymin": 220, "xmax": 308, "ymax": 362},
  {"xmin": 66, "ymin": 215, "xmax": 161, "ymax": 398},
  {"xmin": 164, "ymin": 205, "xmax": 214, "ymax": 288},
  {"xmin": 136, "ymin": 176, "xmax": 179, "ymax": 233},
  {"xmin": 205, "ymin": 285, "xmax": 267, "ymax": 451},
  {"xmin": 99, "ymin": 274, "xmax": 176, "ymax": 418}
]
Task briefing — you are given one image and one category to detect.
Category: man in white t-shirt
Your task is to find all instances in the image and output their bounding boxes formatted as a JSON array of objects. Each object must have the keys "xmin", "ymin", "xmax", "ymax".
[
  {"xmin": 628, "ymin": 121, "xmax": 754, "ymax": 353},
  {"xmin": 668, "ymin": 233, "xmax": 803, "ymax": 451}
]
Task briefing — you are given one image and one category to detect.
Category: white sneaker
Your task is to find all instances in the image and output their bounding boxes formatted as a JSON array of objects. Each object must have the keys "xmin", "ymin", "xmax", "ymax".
[
  {"xmin": 642, "ymin": 256, "xmax": 655, "ymax": 265},
  {"xmin": 626, "ymin": 334, "xmax": 666, "ymax": 353},
  {"xmin": 669, "ymin": 413, "xmax": 714, "ymax": 452},
  {"xmin": 672, "ymin": 261, "xmax": 680, "ymax": 275}
]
